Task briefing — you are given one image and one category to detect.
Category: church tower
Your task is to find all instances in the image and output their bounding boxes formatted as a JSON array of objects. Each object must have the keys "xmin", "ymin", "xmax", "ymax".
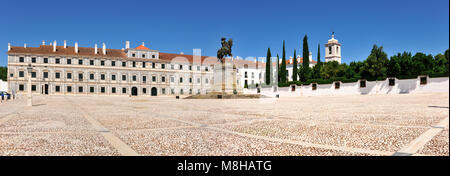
[{"xmin": 325, "ymin": 32, "xmax": 341, "ymax": 64}]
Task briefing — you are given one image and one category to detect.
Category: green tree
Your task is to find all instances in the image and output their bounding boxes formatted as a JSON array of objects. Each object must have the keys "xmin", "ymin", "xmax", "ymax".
[
  {"xmin": 265, "ymin": 48, "xmax": 272, "ymax": 85},
  {"xmin": 387, "ymin": 55, "xmax": 401, "ymax": 77},
  {"xmin": 397, "ymin": 52, "xmax": 413, "ymax": 78},
  {"xmin": 320, "ymin": 61, "xmax": 346, "ymax": 79},
  {"xmin": 292, "ymin": 49, "xmax": 297, "ymax": 81},
  {"xmin": 412, "ymin": 52, "xmax": 434, "ymax": 76},
  {"xmin": 0, "ymin": 66, "xmax": 7, "ymax": 81},
  {"xmin": 300, "ymin": 35, "xmax": 310, "ymax": 82},
  {"xmin": 312, "ymin": 44, "xmax": 322, "ymax": 79},
  {"xmin": 360, "ymin": 45, "xmax": 389, "ymax": 80},
  {"xmin": 433, "ymin": 53, "xmax": 448, "ymax": 74},
  {"xmin": 280, "ymin": 40, "xmax": 287, "ymax": 83}
]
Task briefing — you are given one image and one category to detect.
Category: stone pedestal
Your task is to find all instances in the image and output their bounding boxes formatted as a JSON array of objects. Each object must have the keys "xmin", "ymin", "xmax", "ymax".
[{"xmin": 212, "ymin": 62, "xmax": 240, "ymax": 94}]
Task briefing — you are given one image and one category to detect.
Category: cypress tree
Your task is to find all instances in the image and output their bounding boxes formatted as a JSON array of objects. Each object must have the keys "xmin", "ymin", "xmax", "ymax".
[
  {"xmin": 265, "ymin": 48, "xmax": 272, "ymax": 85},
  {"xmin": 313, "ymin": 43, "xmax": 321, "ymax": 79},
  {"xmin": 280, "ymin": 40, "xmax": 287, "ymax": 83},
  {"xmin": 301, "ymin": 35, "xmax": 310, "ymax": 82},
  {"xmin": 292, "ymin": 49, "xmax": 298, "ymax": 81}
]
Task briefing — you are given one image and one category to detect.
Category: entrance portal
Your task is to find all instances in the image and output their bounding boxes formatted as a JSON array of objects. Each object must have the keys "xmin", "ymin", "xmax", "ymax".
[
  {"xmin": 44, "ymin": 84, "xmax": 49, "ymax": 95},
  {"xmin": 131, "ymin": 87, "xmax": 138, "ymax": 96},
  {"xmin": 151, "ymin": 87, "xmax": 157, "ymax": 96}
]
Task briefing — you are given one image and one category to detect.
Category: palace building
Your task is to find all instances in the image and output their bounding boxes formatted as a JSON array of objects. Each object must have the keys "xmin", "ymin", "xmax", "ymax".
[{"xmin": 6, "ymin": 40, "xmax": 271, "ymax": 96}]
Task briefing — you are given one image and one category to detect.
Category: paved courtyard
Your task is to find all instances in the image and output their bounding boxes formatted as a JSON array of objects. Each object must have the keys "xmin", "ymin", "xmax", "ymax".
[{"xmin": 0, "ymin": 93, "xmax": 448, "ymax": 156}]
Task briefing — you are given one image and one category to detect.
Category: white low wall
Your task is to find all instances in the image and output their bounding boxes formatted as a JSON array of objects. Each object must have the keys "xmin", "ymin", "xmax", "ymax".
[
  {"xmin": 244, "ymin": 76, "xmax": 449, "ymax": 97},
  {"xmin": 0, "ymin": 80, "xmax": 8, "ymax": 92}
]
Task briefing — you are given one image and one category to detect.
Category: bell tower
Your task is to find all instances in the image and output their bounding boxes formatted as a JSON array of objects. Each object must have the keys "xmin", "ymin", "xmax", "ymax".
[{"xmin": 325, "ymin": 32, "xmax": 341, "ymax": 64}]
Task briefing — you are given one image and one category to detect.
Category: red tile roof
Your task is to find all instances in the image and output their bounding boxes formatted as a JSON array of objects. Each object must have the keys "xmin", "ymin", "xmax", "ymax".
[{"xmin": 135, "ymin": 45, "xmax": 150, "ymax": 50}]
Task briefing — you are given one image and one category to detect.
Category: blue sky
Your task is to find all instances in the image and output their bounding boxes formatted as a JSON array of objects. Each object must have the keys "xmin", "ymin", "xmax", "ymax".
[{"xmin": 0, "ymin": 0, "xmax": 448, "ymax": 66}]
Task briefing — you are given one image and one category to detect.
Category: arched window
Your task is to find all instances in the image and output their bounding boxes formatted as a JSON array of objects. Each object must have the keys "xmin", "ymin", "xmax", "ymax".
[
  {"xmin": 337, "ymin": 46, "xmax": 339, "ymax": 54},
  {"xmin": 329, "ymin": 46, "xmax": 332, "ymax": 54}
]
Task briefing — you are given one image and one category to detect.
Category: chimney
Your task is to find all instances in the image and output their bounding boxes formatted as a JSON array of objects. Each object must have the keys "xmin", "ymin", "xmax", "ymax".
[
  {"xmin": 24, "ymin": 43, "xmax": 27, "ymax": 48},
  {"xmin": 42, "ymin": 40, "xmax": 45, "ymax": 45},
  {"xmin": 102, "ymin": 43, "xmax": 106, "ymax": 55},
  {"xmin": 53, "ymin": 40, "xmax": 57, "ymax": 52},
  {"xmin": 309, "ymin": 52, "xmax": 312, "ymax": 61},
  {"xmin": 289, "ymin": 56, "xmax": 293, "ymax": 64},
  {"xmin": 254, "ymin": 57, "xmax": 257, "ymax": 63},
  {"xmin": 94, "ymin": 44, "xmax": 98, "ymax": 54},
  {"xmin": 180, "ymin": 52, "xmax": 184, "ymax": 55},
  {"xmin": 75, "ymin": 42, "xmax": 78, "ymax": 53},
  {"xmin": 64, "ymin": 40, "xmax": 67, "ymax": 48},
  {"xmin": 142, "ymin": 42, "xmax": 145, "ymax": 46},
  {"xmin": 125, "ymin": 41, "xmax": 130, "ymax": 49},
  {"xmin": 8, "ymin": 43, "xmax": 11, "ymax": 51}
]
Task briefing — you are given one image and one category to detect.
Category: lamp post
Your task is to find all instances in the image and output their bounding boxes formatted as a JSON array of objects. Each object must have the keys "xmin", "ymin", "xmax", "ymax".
[{"xmin": 27, "ymin": 64, "xmax": 32, "ymax": 106}]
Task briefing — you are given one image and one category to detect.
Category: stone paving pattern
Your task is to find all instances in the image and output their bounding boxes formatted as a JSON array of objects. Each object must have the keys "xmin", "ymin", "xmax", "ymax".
[{"xmin": 0, "ymin": 93, "xmax": 448, "ymax": 156}]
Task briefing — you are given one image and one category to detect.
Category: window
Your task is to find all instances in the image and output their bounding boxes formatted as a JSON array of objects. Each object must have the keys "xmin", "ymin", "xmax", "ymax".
[
  {"xmin": 122, "ymin": 87, "xmax": 126, "ymax": 94},
  {"xmin": 132, "ymin": 61, "xmax": 136, "ymax": 67},
  {"xmin": 132, "ymin": 75, "xmax": 137, "ymax": 81},
  {"xmin": 142, "ymin": 54, "xmax": 145, "ymax": 58},
  {"xmin": 132, "ymin": 53, "xmax": 136, "ymax": 57},
  {"xmin": 142, "ymin": 76, "xmax": 146, "ymax": 83},
  {"xmin": 152, "ymin": 62, "xmax": 156, "ymax": 68},
  {"xmin": 360, "ymin": 80, "xmax": 366, "ymax": 88},
  {"xmin": 171, "ymin": 64, "xmax": 174, "ymax": 69},
  {"xmin": 180, "ymin": 89, "xmax": 184, "ymax": 95},
  {"xmin": 79, "ymin": 86, "xmax": 83, "ymax": 93},
  {"xmin": 420, "ymin": 76, "xmax": 427, "ymax": 85},
  {"xmin": 161, "ymin": 64, "xmax": 165, "ymax": 69},
  {"xmin": 312, "ymin": 83, "xmax": 317, "ymax": 90},
  {"xmin": 101, "ymin": 87, "xmax": 105, "ymax": 93},
  {"xmin": 31, "ymin": 72, "xmax": 36, "ymax": 78},
  {"xmin": 205, "ymin": 67, "xmax": 209, "ymax": 71},
  {"xmin": 101, "ymin": 60, "xmax": 105, "ymax": 66},
  {"xmin": 205, "ymin": 78, "xmax": 209, "ymax": 84},
  {"xmin": 245, "ymin": 72, "xmax": 248, "ymax": 78},
  {"xmin": 189, "ymin": 65, "xmax": 192, "ymax": 70},
  {"xmin": 67, "ymin": 73, "xmax": 72, "ymax": 79},
  {"xmin": 44, "ymin": 58, "xmax": 48, "ymax": 63},
  {"xmin": 162, "ymin": 88, "xmax": 166, "ymax": 94},
  {"xmin": 252, "ymin": 72, "xmax": 254, "ymax": 78},
  {"xmin": 19, "ymin": 84, "xmax": 24, "ymax": 91},
  {"xmin": 111, "ymin": 75, "xmax": 116, "ymax": 81},
  {"xmin": 329, "ymin": 46, "xmax": 332, "ymax": 54},
  {"xmin": 189, "ymin": 89, "xmax": 192, "ymax": 94},
  {"xmin": 389, "ymin": 78, "xmax": 395, "ymax": 86},
  {"xmin": 90, "ymin": 74, "xmax": 94, "ymax": 80},
  {"xmin": 19, "ymin": 57, "xmax": 24, "ymax": 62},
  {"xmin": 31, "ymin": 85, "xmax": 36, "ymax": 91},
  {"xmin": 143, "ymin": 88, "xmax": 147, "ymax": 94},
  {"xmin": 122, "ymin": 75, "xmax": 126, "ymax": 81},
  {"xmin": 55, "ymin": 72, "xmax": 60, "ymax": 79},
  {"xmin": 112, "ymin": 87, "xmax": 116, "ymax": 93},
  {"xmin": 67, "ymin": 59, "xmax": 71, "ymax": 64},
  {"xmin": 55, "ymin": 86, "xmax": 60, "ymax": 92},
  {"xmin": 197, "ymin": 66, "xmax": 200, "ymax": 71},
  {"xmin": 55, "ymin": 58, "xmax": 60, "ymax": 64},
  {"xmin": 179, "ymin": 65, "xmax": 183, "ymax": 70},
  {"xmin": 152, "ymin": 76, "xmax": 156, "ymax": 82},
  {"xmin": 90, "ymin": 87, "xmax": 95, "ymax": 93},
  {"xmin": 171, "ymin": 89, "xmax": 175, "ymax": 94},
  {"xmin": 161, "ymin": 76, "xmax": 166, "ymax": 82},
  {"xmin": 19, "ymin": 71, "xmax": 24, "ymax": 77},
  {"xmin": 179, "ymin": 77, "xmax": 183, "ymax": 83},
  {"xmin": 78, "ymin": 59, "xmax": 83, "ymax": 65},
  {"xmin": 31, "ymin": 57, "xmax": 36, "ymax": 63},
  {"xmin": 170, "ymin": 77, "xmax": 174, "ymax": 83},
  {"xmin": 78, "ymin": 73, "xmax": 83, "ymax": 81},
  {"xmin": 111, "ymin": 61, "xmax": 116, "ymax": 66},
  {"xmin": 189, "ymin": 77, "xmax": 192, "ymax": 83},
  {"xmin": 337, "ymin": 47, "xmax": 339, "ymax": 54},
  {"xmin": 67, "ymin": 86, "xmax": 72, "ymax": 93},
  {"xmin": 335, "ymin": 82, "xmax": 340, "ymax": 89},
  {"xmin": 152, "ymin": 55, "xmax": 155, "ymax": 58},
  {"xmin": 142, "ymin": 62, "xmax": 146, "ymax": 68},
  {"xmin": 122, "ymin": 61, "xmax": 126, "ymax": 67},
  {"xmin": 101, "ymin": 74, "xmax": 105, "ymax": 80},
  {"xmin": 197, "ymin": 78, "xmax": 200, "ymax": 83},
  {"xmin": 90, "ymin": 60, "xmax": 94, "ymax": 65}
]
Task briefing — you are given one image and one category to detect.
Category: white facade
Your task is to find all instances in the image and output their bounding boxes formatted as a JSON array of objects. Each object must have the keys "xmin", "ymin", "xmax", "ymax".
[
  {"xmin": 325, "ymin": 33, "xmax": 341, "ymax": 64},
  {"xmin": 0, "ymin": 79, "xmax": 7, "ymax": 92}
]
